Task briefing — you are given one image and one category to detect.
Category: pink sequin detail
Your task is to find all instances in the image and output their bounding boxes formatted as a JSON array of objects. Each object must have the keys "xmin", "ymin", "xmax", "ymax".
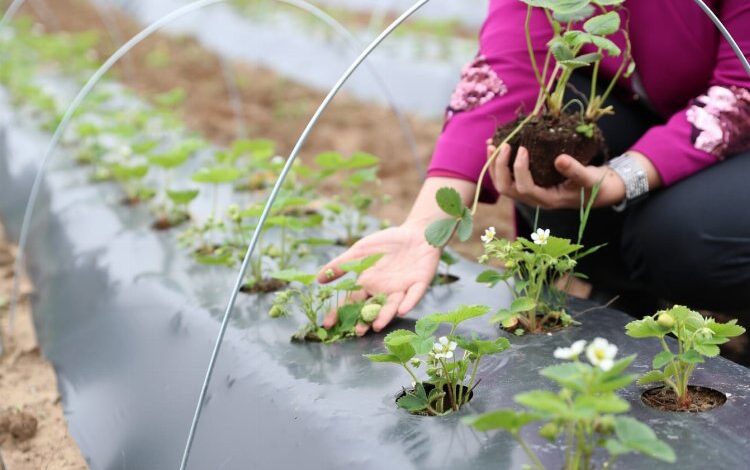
[
  {"xmin": 446, "ymin": 55, "xmax": 507, "ymax": 120},
  {"xmin": 686, "ymin": 86, "xmax": 750, "ymax": 158}
]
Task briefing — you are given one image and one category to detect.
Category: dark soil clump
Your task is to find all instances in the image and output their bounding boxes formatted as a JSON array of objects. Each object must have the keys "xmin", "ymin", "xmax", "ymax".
[
  {"xmin": 240, "ymin": 278, "xmax": 289, "ymax": 294},
  {"xmin": 0, "ymin": 409, "xmax": 38, "ymax": 442},
  {"xmin": 641, "ymin": 386, "xmax": 727, "ymax": 412},
  {"xmin": 493, "ymin": 113, "xmax": 605, "ymax": 187}
]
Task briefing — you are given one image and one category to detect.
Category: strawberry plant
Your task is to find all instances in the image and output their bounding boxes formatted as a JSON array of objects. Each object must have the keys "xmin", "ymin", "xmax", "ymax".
[
  {"xmin": 366, "ymin": 305, "xmax": 509, "ymax": 415},
  {"xmin": 625, "ymin": 305, "xmax": 745, "ymax": 411},
  {"xmin": 465, "ymin": 338, "xmax": 675, "ymax": 469},
  {"xmin": 270, "ymin": 255, "xmax": 384, "ymax": 342}
]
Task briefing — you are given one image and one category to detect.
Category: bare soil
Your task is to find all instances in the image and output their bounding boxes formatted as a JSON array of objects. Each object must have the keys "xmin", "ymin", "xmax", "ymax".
[
  {"xmin": 494, "ymin": 113, "xmax": 605, "ymax": 187},
  {"xmin": 0, "ymin": 228, "xmax": 88, "ymax": 469},
  {"xmin": 18, "ymin": 0, "xmax": 514, "ymax": 257},
  {"xmin": 641, "ymin": 385, "xmax": 727, "ymax": 413}
]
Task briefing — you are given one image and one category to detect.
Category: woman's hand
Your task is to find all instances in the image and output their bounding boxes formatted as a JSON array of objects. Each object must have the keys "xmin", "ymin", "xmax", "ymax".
[
  {"xmin": 488, "ymin": 143, "xmax": 628, "ymax": 209},
  {"xmin": 317, "ymin": 222, "xmax": 441, "ymax": 336}
]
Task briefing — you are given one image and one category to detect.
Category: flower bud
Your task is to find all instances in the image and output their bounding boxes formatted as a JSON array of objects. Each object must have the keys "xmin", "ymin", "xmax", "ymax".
[
  {"xmin": 505, "ymin": 260, "xmax": 516, "ymax": 269},
  {"xmin": 539, "ymin": 422, "xmax": 559, "ymax": 442},
  {"xmin": 595, "ymin": 415, "xmax": 615, "ymax": 434},
  {"xmin": 269, "ymin": 305, "xmax": 284, "ymax": 318},
  {"xmin": 409, "ymin": 358, "xmax": 422, "ymax": 368},
  {"xmin": 657, "ymin": 312, "xmax": 675, "ymax": 329},
  {"xmin": 360, "ymin": 304, "xmax": 383, "ymax": 323}
]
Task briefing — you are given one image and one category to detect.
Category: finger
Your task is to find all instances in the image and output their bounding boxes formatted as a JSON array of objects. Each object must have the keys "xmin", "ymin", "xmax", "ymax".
[
  {"xmin": 513, "ymin": 146, "xmax": 536, "ymax": 195},
  {"xmin": 397, "ymin": 282, "xmax": 429, "ymax": 316},
  {"xmin": 323, "ymin": 290, "xmax": 368, "ymax": 329},
  {"xmin": 372, "ymin": 292, "xmax": 405, "ymax": 333},
  {"xmin": 355, "ymin": 322, "xmax": 370, "ymax": 337},
  {"xmin": 555, "ymin": 155, "xmax": 595, "ymax": 187},
  {"xmin": 317, "ymin": 246, "xmax": 365, "ymax": 283},
  {"xmin": 494, "ymin": 143, "xmax": 514, "ymax": 194}
]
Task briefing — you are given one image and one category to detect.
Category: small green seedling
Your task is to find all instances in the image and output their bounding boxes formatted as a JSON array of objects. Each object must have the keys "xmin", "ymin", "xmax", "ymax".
[
  {"xmin": 270, "ymin": 254, "xmax": 384, "ymax": 343},
  {"xmin": 626, "ymin": 305, "xmax": 745, "ymax": 410},
  {"xmin": 366, "ymin": 305, "xmax": 509, "ymax": 415},
  {"xmin": 465, "ymin": 338, "xmax": 675, "ymax": 469}
]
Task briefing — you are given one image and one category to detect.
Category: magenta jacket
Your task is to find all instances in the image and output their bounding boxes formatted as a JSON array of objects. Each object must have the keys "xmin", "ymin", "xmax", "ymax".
[{"xmin": 428, "ymin": 0, "xmax": 750, "ymax": 202}]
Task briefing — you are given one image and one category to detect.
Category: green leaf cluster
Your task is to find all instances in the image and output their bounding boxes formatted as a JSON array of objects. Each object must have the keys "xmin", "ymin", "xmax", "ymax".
[
  {"xmin": 465, "ymin": 345, "xmax": 675, "ymax": 468},
  {"xmin": 626, "ymin": 305, "xmax": 745, "ymax": 406}
]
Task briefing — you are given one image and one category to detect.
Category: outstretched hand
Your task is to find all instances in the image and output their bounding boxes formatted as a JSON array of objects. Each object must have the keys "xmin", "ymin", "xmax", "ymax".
[
  {"xmin": 317, "ymin": 223, "xmax": 441, "ymax": 336},
  {"xmin": 488, "ymin": 142, "xmax": 627, "ymax": 209}
]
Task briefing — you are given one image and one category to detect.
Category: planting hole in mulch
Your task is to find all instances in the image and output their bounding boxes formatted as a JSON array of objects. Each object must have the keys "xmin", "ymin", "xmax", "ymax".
[
  {"xmin": 151, "ymin": 214, "xmax": 190, "ymax": 231},
  {"xmin": 396, "ymin": 383, "xmax": 474, "ymax": 416},
  {"xmin": 240, "ymin": 278, "xmax": 289, "ymax": 294},
  {"xmin": 493, "ymin": 113, "xmax": 605, "ymax": 187},
  {"xmin": 641, "ymin": 386, "xmax": 727, "ymax": 413},
  {"xmin": 431, "ymin": 273, "xmax": 460, "ymax": 286}
]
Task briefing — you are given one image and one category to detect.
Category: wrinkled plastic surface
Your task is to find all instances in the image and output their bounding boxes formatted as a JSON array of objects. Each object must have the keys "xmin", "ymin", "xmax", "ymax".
[{"xmin": 2, "ymin": 95, "xmax": 750, "ymax": 470}]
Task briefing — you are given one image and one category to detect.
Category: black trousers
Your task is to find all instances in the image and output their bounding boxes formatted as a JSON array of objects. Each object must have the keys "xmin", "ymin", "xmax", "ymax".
[{"xmin": 515, "ymin": 75, "xmax": 750, "ymax": 317}]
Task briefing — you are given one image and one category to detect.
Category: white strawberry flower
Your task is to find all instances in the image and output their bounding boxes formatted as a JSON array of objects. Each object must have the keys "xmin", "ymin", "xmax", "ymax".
[
  {"xmin": 586, "ymin": 338, "xmax": 618, "ymax": 371},
  {"xmin": 531, "ymin": 228, "xmax": 550, "ymax": 245},
  {"xmin": 432, "ymin": 336, "xmax": 458, "ymax": 360},
  {"xmin": 481, "ymin": 226, "xmax": 496, "ymax": 244},
  {"xmin": 553, "ymin": 340, "xmax": 587, "ymax": 360}
]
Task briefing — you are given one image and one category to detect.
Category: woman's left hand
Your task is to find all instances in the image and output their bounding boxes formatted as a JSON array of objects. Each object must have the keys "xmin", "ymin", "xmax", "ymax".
[{"xmin": 488, "ymin": 142, "xmax": 627, "ymax": 209}]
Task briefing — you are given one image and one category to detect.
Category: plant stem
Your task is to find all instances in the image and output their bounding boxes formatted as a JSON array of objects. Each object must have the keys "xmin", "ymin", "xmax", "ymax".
[
  {"xmin": 525, "ymin": 5, "xmax": 544, "ymax": 90},
  {"xmin": 515, "ymin": 434, "xmax": 546, "ymax": 470}
]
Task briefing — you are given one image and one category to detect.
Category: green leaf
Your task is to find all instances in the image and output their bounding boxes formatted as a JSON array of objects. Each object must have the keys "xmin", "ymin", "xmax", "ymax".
[
  {"xmin": 110, "ymin": 163, "xmax": 148, "ymax": 181},
  {"xmin": 415, "ymin": 317, "xmax": 439, "ymax": 338},
  {"xmin": 425, "ymin": 218, "xmax": 459, "ymax": 247},
  {"xmin": 540, "ymin": 362, "xmax": 588, "ymax": 391},
  {"xmin": 339, "ymin": 254, "xmax": 384, "ymax": 275},
  {"xmin": 384, "ymin": 330, "xmax": 417, "ymax": 363},
  {"xmin": 510, "ymin": 297, "xmax": 536, "ymax": 313},
  {"xmin": 575, "ymin": 394, "xmax": 630, "ymax": 414},
  {"xmin": 554, "ymin": 4, "xmax": 595, "ymax": 22},
  {"xmin": 652, "ymin": 350, "xmax": 674, "ymax": 369},
  {"xmin": 584, "ymin": 11, "xmax": 621, "ymax": 36},
  {"xmin": 456, "ymin": 210, "xmax": 473, "ymax": 242},
  {"xmin": 397, "ymin": 385, "xmax": 429, "ymax": 412},
  {"xmin": 594, "ymin": 0, "xmax": 625, "ymax": 6},
  {"xmin": 463, "ymin": 410, "xmax": 540, "ymax": 433},
  {"xmin": 706, "ymin": 319, "xmax": 746, "ymax": 338},
  {"xmin": 636, "ymin": 370, "xmax": 666, "ymax": 386},
  {"xmin": 456, "ymin": 336, "xmax": 511, "ymax": 356},
  {"xmin": 166, "ymin": 189, "xmax": 199, "ymax": 205},
  {"xmin": 679, "ymin": 349, "xmax": 705, "ymax": 364},
  {"xmin": 625, "ymin": 317, "xmax": 669, "ymax": 339},
  {"xmin": 425, "ymin": 305, "xmax": 491, "ymax": 328},
  {"xmin": 590, "ymin": 35, "xmax": 621, "ymax": 56},
  {"xmin": 435, "ymin": 187, "xmax": 464, "ymax": 217},
  {"xmin": 613, "ymin": 417, "xmax": 676, "ymax": 463},
  {"xmin": 191, "ymin": 166, "xmax": 241, "ymax": 184},
  {"xmin": 337, "ymin": 303, "xmax": 362, "ymax": 331},
  {"xmin": 315, "ymin": 151, "xmax": 344, "ymax": 169},
  {"xmin": 271, "ymin": 269, "xmax": 316, "ymax": 286},
  {"xmin": 693, "ymin": 343, "xmax": 720, "ymax": 357},
  {"xmin": 515, "ymin": 391, "xmax": 568, "ymax": 415},
  {"xmin": 347, "ymin": 151, "xmax": 380, "ymax": 169},
  {"xmin": 364, "ymin": 353, "xmax": 401, "ymax": 364},
  {"xmin": 476, "ymin": 269, "xmax": 506, "ymax": 287},
  {"xmin": 149, "ymin": 150, "xmax": 189, "ymax": 169}
]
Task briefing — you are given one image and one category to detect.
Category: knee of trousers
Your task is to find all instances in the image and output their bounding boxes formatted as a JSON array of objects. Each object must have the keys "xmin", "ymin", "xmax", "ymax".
[{"xmin": 621, "ymin": 199, "xmax": 750, "ymax": 312}]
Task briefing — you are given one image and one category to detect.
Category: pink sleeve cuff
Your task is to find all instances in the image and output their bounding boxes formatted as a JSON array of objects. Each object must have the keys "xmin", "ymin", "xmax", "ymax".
[{"xmin": 429, "ymin": 136, "xmax": 499, "ymax": 203}]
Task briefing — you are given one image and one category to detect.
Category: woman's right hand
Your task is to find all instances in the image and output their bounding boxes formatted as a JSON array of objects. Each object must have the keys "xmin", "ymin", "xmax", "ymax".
[{"xmin": 317, "ymin": 221, "xmax": 441, "ymax": 336}]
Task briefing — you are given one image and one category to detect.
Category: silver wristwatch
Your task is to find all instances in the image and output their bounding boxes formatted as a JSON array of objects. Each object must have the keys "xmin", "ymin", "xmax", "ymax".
[{"xmin": 607, "ymin": 154, "xmax": 649, "ymax": 212}]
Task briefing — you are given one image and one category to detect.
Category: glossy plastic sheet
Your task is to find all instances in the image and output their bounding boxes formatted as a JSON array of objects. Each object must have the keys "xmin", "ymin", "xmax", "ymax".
[{"xmin": 2, "ymin": 94, "xmax": 750, "ymax": 470}]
